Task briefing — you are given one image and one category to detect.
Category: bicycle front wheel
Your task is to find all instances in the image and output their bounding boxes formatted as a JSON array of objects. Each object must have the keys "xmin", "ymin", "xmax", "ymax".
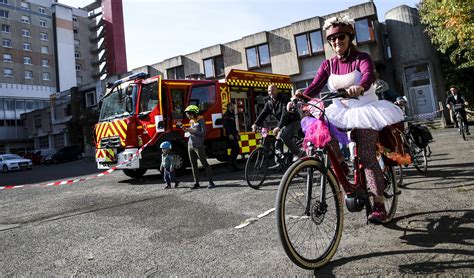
[
  {"xmin": 276, "ymin": 159, "xmax": 343, "ymax": 270},
  {"xmin": 245, "ymin": 147, "xmax": 269, "ymax": 189},
  {"xmin": 382, "ymin": 165, "xmax": 399, "ymax": 222},
  {"xmin": 411, "ymin": 143, "xmax": 428, "ymax": 173}
]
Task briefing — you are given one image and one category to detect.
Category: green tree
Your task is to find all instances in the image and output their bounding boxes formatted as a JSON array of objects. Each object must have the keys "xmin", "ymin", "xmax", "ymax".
[{"xmin": 418, "ymin": 0, "xmax": 474, "ymax": 69}]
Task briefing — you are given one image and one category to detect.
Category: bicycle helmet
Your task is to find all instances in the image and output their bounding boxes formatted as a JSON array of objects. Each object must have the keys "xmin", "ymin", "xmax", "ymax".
[
  {"xmin": 184, "ymin": 105, "xmax": 200, "ymax": 114},
  {"xmin": 323, "ymin": 15, "xmax": 355, "ymax": 40},
  {"xmin": 160, "ymin": 141, "xmax": 172, "ymax": 149}
]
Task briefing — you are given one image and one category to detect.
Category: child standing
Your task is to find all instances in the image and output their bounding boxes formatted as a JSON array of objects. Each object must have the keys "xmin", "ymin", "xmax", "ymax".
[{"xmin": 160, "ymin": 141, "xmax": 179, "ymax": 189}]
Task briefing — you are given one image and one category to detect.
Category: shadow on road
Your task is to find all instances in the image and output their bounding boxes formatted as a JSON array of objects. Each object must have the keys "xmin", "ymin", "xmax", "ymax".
[{"xmin": 315, "ymin": 209, "xmax": 474, "ymax": 276}]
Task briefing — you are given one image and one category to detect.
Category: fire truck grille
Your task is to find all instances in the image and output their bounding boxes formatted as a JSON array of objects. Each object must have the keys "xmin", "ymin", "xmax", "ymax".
[{"xmin": 100, "ymin": 136, "xmax": 121, "ymax": 148}]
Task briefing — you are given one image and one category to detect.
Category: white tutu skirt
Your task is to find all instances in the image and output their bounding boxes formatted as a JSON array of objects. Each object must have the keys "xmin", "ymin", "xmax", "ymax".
[{"xmin": 325, "ymin": 99, "xmax": 404, "ymax": 131}]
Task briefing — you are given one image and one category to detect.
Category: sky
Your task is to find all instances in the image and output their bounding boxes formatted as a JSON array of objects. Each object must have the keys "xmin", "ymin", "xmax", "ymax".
[{"xmin": 58, "ymin": 0, "xmax": 420, "ymax": 70}]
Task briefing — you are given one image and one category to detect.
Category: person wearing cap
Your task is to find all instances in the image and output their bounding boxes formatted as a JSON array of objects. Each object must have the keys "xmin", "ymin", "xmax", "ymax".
[
  {"xmin": 446, "ymin": 85, "xmax": 470, "ymax": 135},
  {"xmin": 184, "ymin": 105, "xmax": 216, "ymax": 189},
  {"xmin": 297, "ymin": 15, "xmax": 404, "ymax": 224}
]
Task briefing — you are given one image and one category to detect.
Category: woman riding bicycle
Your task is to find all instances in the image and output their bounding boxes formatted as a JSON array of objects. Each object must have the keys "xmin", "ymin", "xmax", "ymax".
[{"xmin": 296, "ymin": 15, "xmax": 404, "ymax": 223}]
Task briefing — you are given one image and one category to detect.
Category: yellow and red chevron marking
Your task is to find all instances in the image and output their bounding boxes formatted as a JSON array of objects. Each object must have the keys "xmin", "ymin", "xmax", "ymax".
[
  {"xmin": 95, "ymin": 149, "xmax": 116, "ymax": 162},
  {"xmin": 95, "ymin": 119, "xmax": 128, "ymax": 147}
]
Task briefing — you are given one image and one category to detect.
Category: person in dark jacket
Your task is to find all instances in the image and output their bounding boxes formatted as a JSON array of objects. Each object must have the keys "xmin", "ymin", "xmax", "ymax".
[
  {"xmin": 251, "ymin": 84, "xmax": 303, "ymax": 159},
  {"xmin": 223, "ymin": 102, "xmax": 240, "ymax": 170},
  {"xmin": 446, "ymin": 85, "xmax": 470, "ymax": 135}
]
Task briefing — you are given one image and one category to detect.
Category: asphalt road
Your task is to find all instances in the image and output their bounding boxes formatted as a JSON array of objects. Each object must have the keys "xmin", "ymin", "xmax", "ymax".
[{"xmin": 0, "ymin": 128, "xmax": 473, "ymax": 276}]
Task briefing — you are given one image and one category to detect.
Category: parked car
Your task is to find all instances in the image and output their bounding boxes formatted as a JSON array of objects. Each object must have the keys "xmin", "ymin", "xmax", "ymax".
[
  {"xmin": 0, "ymin": 154, "xmax": 33, "ymax": 173},
  {"xmin": 22, "ymin": 151, "xmax": 43, "ymax": 165},
  {"xmin": 42, "ymin": 145, "xmax": 84, "ymax": 164}
]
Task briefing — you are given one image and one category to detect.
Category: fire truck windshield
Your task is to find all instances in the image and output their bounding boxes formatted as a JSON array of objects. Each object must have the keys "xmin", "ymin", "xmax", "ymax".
[{"xmin": 99, "ymin": 84, "xmax": 133, "ymax": 121}]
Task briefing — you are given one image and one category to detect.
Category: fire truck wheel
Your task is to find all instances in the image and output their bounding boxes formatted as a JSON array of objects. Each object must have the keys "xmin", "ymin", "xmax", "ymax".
[
  {"xmin": 173, "ymin": 147, "xmax": 189, "ymax": 176},
  {"xmin": 123, "ymin": 169, "xmax": 147, "ymax": 179}
]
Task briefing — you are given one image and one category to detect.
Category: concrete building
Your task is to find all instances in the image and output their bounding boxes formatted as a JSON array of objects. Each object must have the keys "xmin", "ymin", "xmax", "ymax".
[
  {"xmin": 1, "ymin": 0, "xmax": 127, "ymax": 154},
  {"xmin": 146, "ymin": 2, "xmax": 445, "ymax": 121}
]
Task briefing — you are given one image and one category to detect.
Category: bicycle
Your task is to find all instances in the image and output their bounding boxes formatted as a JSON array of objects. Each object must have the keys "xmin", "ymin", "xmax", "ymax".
[
  {"xmin": 403, "ymin": 124, "xmax": 430, "ymax": 173},
  {"xmin": 275, "ymin": 91, "xmax": 400, "ymax": 270},
  {"xmin": 245, "ymin": 127, "xmax": 302, "ymax": 189},
  {"xmin": 454, "ymin": 104, "xmax": 467, "ymax": 141}
]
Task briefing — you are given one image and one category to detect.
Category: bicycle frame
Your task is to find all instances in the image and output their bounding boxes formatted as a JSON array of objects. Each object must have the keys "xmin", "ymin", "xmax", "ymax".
[{"xmin": 302, "ymin": 132, "xmax": 371, "ymax": 216}]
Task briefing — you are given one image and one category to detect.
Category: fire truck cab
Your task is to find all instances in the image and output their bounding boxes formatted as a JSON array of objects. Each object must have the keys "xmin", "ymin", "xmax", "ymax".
[{"xmin": 94, "ymin": 70, "xmax": 292, "ymax": 178}]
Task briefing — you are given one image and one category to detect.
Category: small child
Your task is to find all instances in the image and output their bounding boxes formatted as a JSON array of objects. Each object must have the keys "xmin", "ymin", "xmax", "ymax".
[{"xmin": 160, "ymin": 141, "xmax": 179, "ymax": 189}]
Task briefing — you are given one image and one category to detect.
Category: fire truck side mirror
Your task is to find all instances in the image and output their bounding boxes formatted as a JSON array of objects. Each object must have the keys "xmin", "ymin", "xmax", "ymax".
[
  {"xmin": 125, "ymin": 97, "xmax": 133, "ymax": 113},
  {"xmin": 157, "ymin": 121, "xmax": 164, "ymax": 130}
]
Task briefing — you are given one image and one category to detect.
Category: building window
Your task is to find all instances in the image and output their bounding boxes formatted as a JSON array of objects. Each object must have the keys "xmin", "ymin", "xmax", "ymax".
[
  {"xmin": 3, "ymin": 53, "xmax": 12, "ymax": 62},
  {"xmin": 42, "ymin": 72, "xmax": 50, "ymax": 80},
  {"xmin": 85, "ymin": 91, "xmax": 96, "ymax": 107},
  {"xmin": 53, "ymin": 134, "xmax": 65, "ymax": 149},
  {"xmin": 75, "ymin": 64, "xmax": 82, "ymax": 71},
  {"xmin": 73, "ymin": 28, "xmax": 78, "ymax": 34},
  {"xmin": 23, "ymin": 43, "xmax": 31, "ymax": 51},
  {"xmin": 1, "ymin": 24, "xmax": 10, "ymax": 33},
  {"xmin": 74, "ymin": 39, "xmax": 80, "ymax": 46},
  {"xmin": 41, "ymin": 59, "xmax": 49, "ymax": 67},
  {"xmin": 245, "ymin": 44, "xmax": 270, "ymax": 69},
  {"xmin": 355, "ymin": 18, "xmax": 375, "ymax": 43},
  {"xmin": 203, "ymin": 55, "xmax": 224, "ymax": 79},
  {"xmin": 22, "ymin": 29, "xmax": 30, "ymax": 37},
  {"xmin": 24, "ymin": 56, "xmax": 32, "ymax": 64},
  {"xmin": 34, "ymin": 117, "xmax": 42, "ymax": 128},
  {"xmin": 38, "ymin": 7, "xmax": 46, "ymax": 14},
  {"xmin": 0, "ymin": 0, "xmax": 8, "ymax": 4},
  {"xmin": 39, "ymin": 136, "xmax": 49, "ymax": 148},
  {"xmin": 3, "ymin": 39, "xmax": 12, "ymax": 48},
  {"xmin": 40, "ymin": 32, "xmax": 48, "ymax": 41},
  {"xmin": 26, "ymin": 100, "xmax": 33, "ymax": 110},
  {"xmin": 4, "ymin": 68, "xmax": 13, "ymax": 77},
  {"xmin": 295, "ymin": 30, "xmax": 324, "ymax": 57},
  {"xmin": 72, "ymin": 16, "xmax": 78, "ymax": 23},
  {"xmin": 41, "ymin": 46, "xmax": 48, "ymax": 53},
  {"xmin": 74, "ymin": 51, "xmax": 81, "ymax": 58},
  {"xmin": 21, "ymin": 15, "xmax": 30, "ymax": 24},
  {"xmin": 166, "ymin": 66, "xmax": 185, "ymax": 79},
  {"xmin": 309, "ymin": 31, "xmax": 324, "ymax": 53},
  {"xmin": 20, "ymin": 2, "xmax": 29, "ymax": 10},
  {"xmin": 77, "ymin": 76, "xmax": 82, "ymax": 84},
  {"xmin": 39, "ymin": 19, "xmax": 47, "ymax": 27},
  {"xmin": 25, "ymin": 70, "xmax": 33, "ymax": 79},
  {"xmin": 0, "ymin": 10, "xmax": 9, "ymax": 19}
]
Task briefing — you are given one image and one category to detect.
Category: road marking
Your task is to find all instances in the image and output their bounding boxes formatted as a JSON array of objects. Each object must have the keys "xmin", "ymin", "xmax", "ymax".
[{"xmin": 235, "ymin": 208, "xmax": 275, "ymax": 229}]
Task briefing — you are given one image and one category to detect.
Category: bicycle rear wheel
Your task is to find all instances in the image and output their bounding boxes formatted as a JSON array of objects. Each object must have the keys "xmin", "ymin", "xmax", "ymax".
[
  {"xmin": 382, "ymin": 165, "xmax": 399, "ymax": 222},
  {"xmin": 411, "ymin": 143, "xmax": 428, "ymax": 173},
  {"xmin": 245, "ymin": 147, "xmax": 269, "ymax": 189},
  {"xmin": 276, "ymin": 159, "xmax": 343, "ymax": 270}
]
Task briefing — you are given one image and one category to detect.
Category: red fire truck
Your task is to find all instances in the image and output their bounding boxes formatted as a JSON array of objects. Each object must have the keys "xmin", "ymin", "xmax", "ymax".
[{"xmin": 94, "ymin": 69, "xmax": 293, "ymax": 178}]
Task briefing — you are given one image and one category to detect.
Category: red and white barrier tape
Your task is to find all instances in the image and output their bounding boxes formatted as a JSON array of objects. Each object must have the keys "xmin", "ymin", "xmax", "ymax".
[
  {"xmin": 406, "ymin": 108, "xmax": 444, "ymax": 121},
  {"xmin": 0, "ymin": 133, "xmax": 159, "ymax": 190}
]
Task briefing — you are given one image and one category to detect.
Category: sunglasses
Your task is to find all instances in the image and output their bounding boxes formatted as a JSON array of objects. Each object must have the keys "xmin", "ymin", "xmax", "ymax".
[{"xmin": 328, "ymin": 33, "xmax": 347, "ymax": 42}]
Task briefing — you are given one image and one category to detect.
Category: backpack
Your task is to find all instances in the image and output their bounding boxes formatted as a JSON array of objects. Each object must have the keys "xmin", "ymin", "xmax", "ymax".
[{"xmin": 410, "ymin": 124, "xmax": 432, "ymax": 148}]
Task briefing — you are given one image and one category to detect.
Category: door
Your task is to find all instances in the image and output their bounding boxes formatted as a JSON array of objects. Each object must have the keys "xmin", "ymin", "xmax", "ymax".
[{"xmin": 409, "ymin": 85, "xmax": 436, "ymax": 117}]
